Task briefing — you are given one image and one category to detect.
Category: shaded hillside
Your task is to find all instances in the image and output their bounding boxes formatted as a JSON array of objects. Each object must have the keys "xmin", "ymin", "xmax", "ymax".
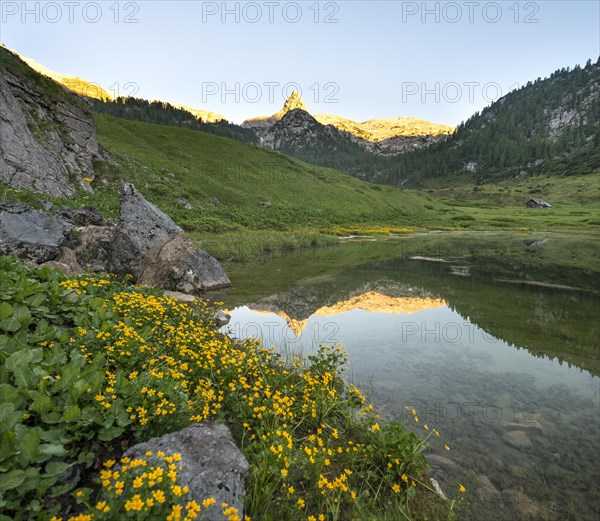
[{"xmin": 388, "ymin": 58, "xmax": 600, "ymax": 186}]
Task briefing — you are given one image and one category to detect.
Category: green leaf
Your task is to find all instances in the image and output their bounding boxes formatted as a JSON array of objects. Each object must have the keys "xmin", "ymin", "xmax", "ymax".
[
  {"xmin": 116, "ymin": 409, "xmax": 131, "ymax": 427},
  {"xmin": 40, "ymin": 411, "xmax": 61, "ymax": 424},
  {"xmin": 39, "ymin": 443, "xmax": 68, "ymax": 458},
  {"xmin": 98, "ymin": 426, "xmax": 124, "ymax": 441},
  {"xmin": 19, "ymin": 427, "xmax": 42, "ymax": 465},
  {"xmin": 60, "ymin": 405, "xmax": 81, "ymax": 423},
  {"xmin": 0, "ymin": 316, "xmax": 21, "ymax": 333},
  {"xmin": 0, "ymin": 404, "xmax": 21, "ymax": 431},
  {"xmin": 68, "ymin": 379, "xmax": 91, "ymax": 402},
  {"xmin": 30, "ymin": 394, "xmax": 53, "ymax": 416},
  {"xmin": 0, "ymin": 432, "xmax": 15, "ymax": 463},
  {"xmin": 57, "ymin": 360, "xmax": 84, "ymax": 390},
  {"xmin": 0, "ymin": 303, "xmax": 12, "ymax": 321},
  {"xmin": 26, "ymin": 293, "xmax": 46, "ymax": 308},
  {"xmin": 43, "ymin": 461, "xmax": 70, "ymax": 477},
  {"xmin": 64, "ymin": 292, "xmax": 79, "ymax": 303},
  {"xmin": 0, "ymin": 469, "xmax": 26, "ymax": 490},
  {"xmin": 12, "ymin": 303, "xmax": 31, "ymax": 323},
  {"xmin": 5, "ymin": 349, "xmax": 32, "ymax": 373},
  {"xmin": 0, "ymin": 384, "xmax": 19, "ymax": 404},
  {"xmin": 12, "ymin": 366, "xmax": 36, "ymax": 389}
]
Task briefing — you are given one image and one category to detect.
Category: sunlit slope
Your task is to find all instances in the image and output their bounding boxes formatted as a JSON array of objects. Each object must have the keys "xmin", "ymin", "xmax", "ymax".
[{"xmin": 93, "ymin": 114, "xmax": 445, "ymax": 231}]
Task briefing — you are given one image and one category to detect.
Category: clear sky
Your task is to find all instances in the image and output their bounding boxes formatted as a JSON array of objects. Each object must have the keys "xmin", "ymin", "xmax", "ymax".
[{"xmin": 1, "ymin": 1, "xmax": 598, "ymax": 125}]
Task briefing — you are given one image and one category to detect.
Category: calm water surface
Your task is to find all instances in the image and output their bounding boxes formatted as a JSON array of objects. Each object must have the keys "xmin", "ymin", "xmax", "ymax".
[{"xmin": 213, "ymin": 233, "xmax": 600, "ymax": 520}]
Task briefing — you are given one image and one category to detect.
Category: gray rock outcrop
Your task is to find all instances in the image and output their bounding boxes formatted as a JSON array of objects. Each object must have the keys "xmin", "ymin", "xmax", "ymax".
[
  {"xmin": 1, "ymin": 185, "xmax": 230, "ymax": 294},
  {"xmin": 0, "ymin": 203, "xmax": 72, "ymax": 262},
  {"xmin": 0, "ymin": 49, "xmax": 99, "ymax": 197},
  {"xmin": 214, "ymin": 310, "xmax": 231, "ymax": 327},
  {"xmin": 123, "ymin": 424, "xmax": 249, "ymax": 521},
  {"xmin": 110, "ymin": 183, "xmax": 183, "ymax": 279},
  {"xmin": 55, "ymin": 206, "xmax": 104, "ymax": 226},
  {"xmin": 72, "ymin": 225, "xmax": 114, "ymax": 272}
]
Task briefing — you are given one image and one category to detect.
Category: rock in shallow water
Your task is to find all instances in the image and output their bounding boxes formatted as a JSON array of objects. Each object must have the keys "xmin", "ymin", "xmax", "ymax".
[
  {"xmin": 503, "ymin": 430, "xmax": 533, "ymax": 450},
  {"xmin": 474, "ymin": 474, "xmax": 501, "ymax": 502},
  {"xmin": 501, "ymin": 489, "xmax": 549, "ymax": 520},
  {"xmin": 123, "ymin": 424, "xmax": 249, "ymax": 521}
]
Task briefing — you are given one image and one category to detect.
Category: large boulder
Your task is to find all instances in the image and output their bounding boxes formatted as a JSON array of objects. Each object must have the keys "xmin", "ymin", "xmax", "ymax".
[
  {"xmin": 41, "ymin": 247, "xmax": 82, "ymax": 276},
  {"xmin": 138, "ymin": 233, "xmax": 231, "ymax": 292},
  {"xmin": 110, "ymin": 183, "xmax": 183, "ymax": 279},
  {"xmin": 0, "ymin": 203, "xmax": 72, "ymax": 263},
  {"xmin": 123, "ymin": 424, "xmax": 249, "ymax": 521},
  {"xmin": 112, "ymin": 183, "xmax": 230, "ymax": 292}
]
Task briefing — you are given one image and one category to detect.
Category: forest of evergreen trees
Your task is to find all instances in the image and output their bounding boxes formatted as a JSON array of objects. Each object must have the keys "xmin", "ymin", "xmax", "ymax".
[
  {"xmin": 266, "ymin": 58, "xmax": 600, "ymax": 186},
  {"xmin": 90, "ymin": 97, "xmax": 259, "ymax": 144},
  {"xmin": 383, "ymin": 57, "xmax": 600, "ymax": 186}
]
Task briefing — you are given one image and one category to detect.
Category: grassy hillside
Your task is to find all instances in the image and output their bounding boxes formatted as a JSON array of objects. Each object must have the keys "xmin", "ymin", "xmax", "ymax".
[
  {"xmin": 88, "ymin": 116, "xmax": 600, "ymax": 236},
  {"xmin": 3, "ymin": 113, "xmax": 599, "ymax": 261},
  {"xmin": 83, "ymin": 115, "xmax": 453, "ymax": 232},
  {"xmin": 418, "ymin": 174, "xmax": 600, "ymax": 232}
]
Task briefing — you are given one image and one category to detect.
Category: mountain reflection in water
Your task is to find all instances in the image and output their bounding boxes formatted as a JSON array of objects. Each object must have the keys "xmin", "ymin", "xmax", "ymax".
[
  {"xmin": 215, "ymin": 234, "xmax": 600, "ymax": 521},
  {"xmin": 240, "ymin": 292, "xmax": 447, "ymax": 336}
]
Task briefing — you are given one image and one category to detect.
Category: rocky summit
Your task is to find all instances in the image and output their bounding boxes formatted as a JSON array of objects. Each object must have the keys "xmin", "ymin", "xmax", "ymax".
[
  {"xmin": 243, "ymin": 90, "xmax": 453, "ymax": 156},
  {"xmin": 242, "ymin": 90, "xmax": 452, "ymax": 158}
]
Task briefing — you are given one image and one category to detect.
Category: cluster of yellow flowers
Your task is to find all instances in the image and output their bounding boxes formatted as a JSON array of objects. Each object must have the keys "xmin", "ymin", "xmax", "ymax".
[
  {"xmin": 52, "ymin": 277, "xmax": 451, "ymax": 520},
  {"xmin": 59, "ymin": 277, "xmax": 110, "ymax": 294},
  {"xmin": 56, "ymin": 452, "xmax": 216, "ymax": 521}
]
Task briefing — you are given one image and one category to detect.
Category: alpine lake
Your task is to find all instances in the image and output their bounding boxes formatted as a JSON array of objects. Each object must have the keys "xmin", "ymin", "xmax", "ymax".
[{"xmin": 211, "ymin": 232, "xmax": 600, "ymax": 520}]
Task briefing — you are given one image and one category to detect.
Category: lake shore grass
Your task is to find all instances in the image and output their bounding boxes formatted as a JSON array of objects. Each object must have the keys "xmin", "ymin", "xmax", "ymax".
[
  {"xmin": 0, "ymin": 257, "xmax": 458, "ymax": 521},
  {"xmin": 190, "ymin": 229, "xmax": 339, "ymax": 262}
]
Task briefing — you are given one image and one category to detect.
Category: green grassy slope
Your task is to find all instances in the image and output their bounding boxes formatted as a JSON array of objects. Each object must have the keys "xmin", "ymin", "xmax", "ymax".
[
  {"xmin": 86, "ymin": 114, "xmax": 450, "ymax": 231},
  {"xmin": 420, "ymin": 174, "xmax": 600, "ymax": 231},
  {"xmin": 89, "ymin": 116, "xmax": 600, "ymax": 236}
]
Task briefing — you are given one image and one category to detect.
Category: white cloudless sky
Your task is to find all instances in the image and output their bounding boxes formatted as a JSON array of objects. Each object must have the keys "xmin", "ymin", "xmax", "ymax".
[{"xmin": 1, "ymin": 0, "xmax": 598, "ymax": 125}]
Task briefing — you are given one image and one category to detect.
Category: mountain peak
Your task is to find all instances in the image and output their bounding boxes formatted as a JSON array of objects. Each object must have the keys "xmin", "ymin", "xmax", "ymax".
[
  {"xmin": 274, "ymin": 90, "xmax": 308, "ymax": 119},
  {"xmin": 284, "ymin": 90, "xmax": 307, "ymax": 111}
]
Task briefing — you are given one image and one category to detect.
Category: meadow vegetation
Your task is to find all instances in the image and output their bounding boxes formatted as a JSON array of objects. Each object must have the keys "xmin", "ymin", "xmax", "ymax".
[{"xmin": 0, "ymin": 257, "xmax": 458, "ymax": 521}]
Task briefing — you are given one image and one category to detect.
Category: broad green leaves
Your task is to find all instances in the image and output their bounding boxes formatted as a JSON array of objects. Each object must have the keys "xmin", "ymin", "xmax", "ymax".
[{"xmin": 0, "ymin": 257, "xmax": 113, "ymax": 519}]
